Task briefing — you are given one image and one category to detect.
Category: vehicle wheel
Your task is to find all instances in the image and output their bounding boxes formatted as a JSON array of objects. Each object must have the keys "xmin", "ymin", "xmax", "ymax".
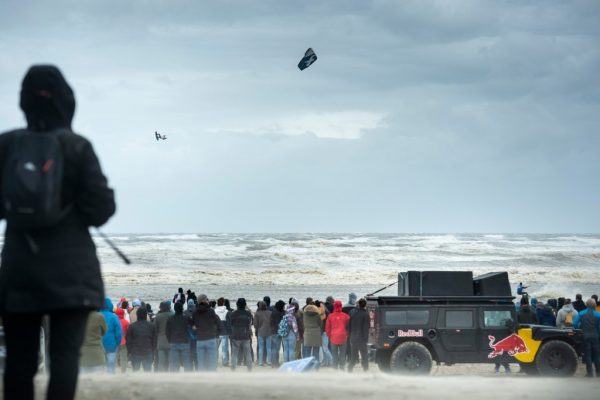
[
  {"xmin": 389, "ymin": 341, "xmax": 432, "ymax": 375},
  {"xmin": 519, "ymin": 362, "xmax": 539, "ymax": 375},
  {"xmin": 535, "ymin": 340, "xmax": 578, "ymax": 377}
]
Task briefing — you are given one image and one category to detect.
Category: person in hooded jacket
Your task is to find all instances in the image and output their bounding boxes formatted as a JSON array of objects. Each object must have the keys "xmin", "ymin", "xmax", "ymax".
[
  {"xmin": 325, "ymin": 296, "xmax": 335, "ymax": 314},
  {"xmin": 154, "ymin": 300, "xmax": 174, "ymax": 371},
  {"xmin": 173, "ymin": 288, "xmax": 185, "ymax": 305},
  {"xmin": 270, "ymin": 300, "xmax": 286, "ymax": 367},
  {"xmin": 573, "ymin": 293, "xmax": 585, "ymax": 313},
  {"xmin": 302, "ymin": 304, "xmax": 322, "ymax": 362},
  {"xmin": 129, "ymin": 298, "xmax": 142, "ymax": 323},
  {"xmin": 254, "ymin": 300, "xmax": 272, "ymax": 366},
  {"xmin": 215, "ymin": 297, "xmax": 230, "ymax": 367},
  {"xmin": 573, "ymin": 298, "xmax": 600, "ymax": 377},
  {"xmin": 100, "ymin": 298, "xmax": 122, "ymax": 374},
  {"xmin": 166, "ymin": 302, "xmax": 192, "ymax": 372},
  {"xmin": 120, "ymin": 299, "xmax": 131, "ymax": 322},
  {"xmin": 115, "ymin": 307, "xmax": 129, "ymax": 373},
  {"xmin": 228, "ymin": 298, "xmax": 253, "ymax": 371},
  {"xmin": 556, "ymin": 298, "xmax": 579, "ymax": 329},
  {"xmin": 517, "ymin": 297, "xmax": 538, "ymax": 324},
  {"xmin": 342, "ymin": 292, "xmax": 357, "ymax": 315},
  {"xmin": 263, "ymin": 296, "xmax": 273, "ymax": 311},
  {"xmin": 326, "ymin": 300, "xmax": 350, "ymax": 370},
  {"xmin": 145, "ymin": 302, "xmax": 156, "ymax": 323},
  {"xmin": 192, "ymin": 294, "xmax": 220, "ymax": 371},
  {"xmin": 535, "ymin": 302, "xmax": 556, "ymax": 326},
  {"xmin": 0, "ymin": 65, "xmax": 115, "ymax": 400},
  {"xmin": 79, "ymin": 310, "xmax": 107, "ymax": 373},
  {"xmin": 348, "ymin": 298, "xmax": 369, "ymax": 372},
  {"xmin": 126, "ymin": 307, "xmax": 157, "ymax": 372}
]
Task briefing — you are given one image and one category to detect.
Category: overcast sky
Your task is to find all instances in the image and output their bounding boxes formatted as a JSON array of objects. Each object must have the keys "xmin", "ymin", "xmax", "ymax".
[{"xmin": 0, "ymin": 0, "xmax": 598, "ymax": 233}]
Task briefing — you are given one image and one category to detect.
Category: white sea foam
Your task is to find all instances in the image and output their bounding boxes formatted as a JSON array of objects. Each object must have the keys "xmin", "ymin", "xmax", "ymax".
[{"xmin": 94, "ymin": 233, "xmax": 600, "ymax": 301}]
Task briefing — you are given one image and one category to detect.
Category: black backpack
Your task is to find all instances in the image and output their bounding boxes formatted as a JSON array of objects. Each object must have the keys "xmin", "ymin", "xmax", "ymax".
[{"xmin": 2, "ymin": 129, "xmax": 67, "ymax": 229}]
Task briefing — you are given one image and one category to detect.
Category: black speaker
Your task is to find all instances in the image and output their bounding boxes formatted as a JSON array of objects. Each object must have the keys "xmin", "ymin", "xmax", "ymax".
[
  {"xmin": 473, "ymin": 272, "xmax": 512, "ymax": 297},
  {"xmin": 398, "ymin": 271, "xmax": 473, "ymax": 296}
]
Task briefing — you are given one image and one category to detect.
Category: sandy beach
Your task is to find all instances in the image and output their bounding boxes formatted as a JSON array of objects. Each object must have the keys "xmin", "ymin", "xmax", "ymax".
[{"xmin": 12, "ymin": 369, "xmax": 596, "ymax": 400}]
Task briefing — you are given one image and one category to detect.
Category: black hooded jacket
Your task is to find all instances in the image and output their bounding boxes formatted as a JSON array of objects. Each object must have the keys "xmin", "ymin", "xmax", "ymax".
[
  {"xmin": 0, "ymin": 65, "xmax": 115, "ymax": 313},
  {"xmin": 126, "ymin": 309, "xmax": 157, "ymax": 356},
  {"xmin": 191, "ymin": 303, "xmax": 221, "ymax": 340},
  {"xmin": 166, "ymin": 305, "xmax": 192, "ymax": 344}
]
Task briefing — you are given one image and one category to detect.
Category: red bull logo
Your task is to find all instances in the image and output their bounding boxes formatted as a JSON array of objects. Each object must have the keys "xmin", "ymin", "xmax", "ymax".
[{"xmin": 488, "ymin": 334, "xmax": 529, "ymax": 358}]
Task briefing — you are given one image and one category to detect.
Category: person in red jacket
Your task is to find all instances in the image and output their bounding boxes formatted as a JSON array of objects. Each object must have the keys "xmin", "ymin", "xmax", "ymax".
[
  {"xmin": 115, "ymin": 307, "xmax": 130, "ymax": 373},
  {"xmin": 325, "ymin": 300, "xmax": 350, "ymax": 370}
]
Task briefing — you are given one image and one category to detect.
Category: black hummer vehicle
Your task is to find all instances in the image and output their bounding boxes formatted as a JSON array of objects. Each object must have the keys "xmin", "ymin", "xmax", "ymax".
[{"xmin": 367, "ymin": 271, "xmax": 584, "ymax": 376}]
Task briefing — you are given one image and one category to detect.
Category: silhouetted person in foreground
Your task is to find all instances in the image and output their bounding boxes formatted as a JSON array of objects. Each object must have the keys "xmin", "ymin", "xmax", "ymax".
[{"xmin": 0, "ymin": 65, "xmax": 115, "ymax": 400}]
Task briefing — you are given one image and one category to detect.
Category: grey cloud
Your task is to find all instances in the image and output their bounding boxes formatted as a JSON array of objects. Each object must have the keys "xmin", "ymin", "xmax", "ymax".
[{"xmin": 0, "ymin": 0, "xmax": 598, "ymax": 232}]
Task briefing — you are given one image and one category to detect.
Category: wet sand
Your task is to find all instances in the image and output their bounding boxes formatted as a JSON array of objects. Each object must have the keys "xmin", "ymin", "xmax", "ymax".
[{"xmin": 10, "ymin": 364, "xmax": 597, "ymax": 400}]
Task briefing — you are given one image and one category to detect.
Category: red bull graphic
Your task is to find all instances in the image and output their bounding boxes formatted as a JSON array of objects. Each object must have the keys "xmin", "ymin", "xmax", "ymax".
[{"xmin": 488, "ymin": 334, "xmax": 529, "ymax": 358}]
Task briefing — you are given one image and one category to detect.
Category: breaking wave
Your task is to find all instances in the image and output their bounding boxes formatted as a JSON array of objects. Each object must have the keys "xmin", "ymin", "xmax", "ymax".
[{"xmin": 93, "ymin": 233, "xmax": 600, "ymax": 297}]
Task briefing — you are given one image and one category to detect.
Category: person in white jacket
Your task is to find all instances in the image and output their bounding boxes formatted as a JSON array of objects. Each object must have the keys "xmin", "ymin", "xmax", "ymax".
[
  {"xmin": 214, "ymin": 297, "xmax": 231, "ymax": 367},
  {"xmin": 556, "ymin": 298, "xmax": 579, "ymax": 329}
]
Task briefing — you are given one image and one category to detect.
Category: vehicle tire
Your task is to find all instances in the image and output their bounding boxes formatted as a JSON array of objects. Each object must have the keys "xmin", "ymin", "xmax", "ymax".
[
  {"xmin": 389, "ymin": 341, "xmax": 432, "ymax": 375},
  {"xmin": 535, "ymin": 340, "xmax": 578, "ymax": 377},
  {"xmin": 519, "ymin": 362, "xmax": 539, "ymax": 376}
]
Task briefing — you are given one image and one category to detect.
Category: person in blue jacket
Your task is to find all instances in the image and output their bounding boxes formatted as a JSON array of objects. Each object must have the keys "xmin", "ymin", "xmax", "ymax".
[
  {"xmin": 573, "ymin": 298, "xmax": 600, "ymax": 377},
  {"xmin": 100, "ymin": 298, "xmax": 123, "ymax": 374}
]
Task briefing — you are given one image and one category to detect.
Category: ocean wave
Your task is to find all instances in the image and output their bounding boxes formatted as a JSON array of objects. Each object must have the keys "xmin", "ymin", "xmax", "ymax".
[{"xmin": 92, "ymin": 233, "xmax": 600, "ymax": 297}]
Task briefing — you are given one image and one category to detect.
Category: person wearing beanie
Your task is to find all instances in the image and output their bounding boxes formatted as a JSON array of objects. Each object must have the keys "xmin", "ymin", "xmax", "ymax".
[
  {"xmin": 573, "ymin": 298, "xmax": 600, "ymax": 377},
  {"xmin": 325, "ymin": 296, "xmax": 335, "ymax": 313},
  {"xmin": 517, "ymin": 297, "xmax": 538, "ymax": 324},
  {"xmin": 130, "ymin": 298, "xmax": 142, "ymax": 323},
  {"xmin": 115, "ymin": 308, "xmax": 130, "ymax": 373},
  {"xmin": 342, "ymin": 293, "xmax": 358, "ymax": 315},
  {"xmin": 254, "ymin": 301, "xmax": 272, "ymax": 366},
  {"xmin": 0, "ymin": 65, "xmax": 115, "ymax": 400},
  {"xmin": 227, "ymin": 298, "xmax": 253, "ymax": 371},
  {"xmin": 126, "ymin": 308, "xmax": 157, "ymax": 372},
  {"xmin": 530, "ymin": 297, "xmax": 538, "ymax": 308},
  {"xmin": 348, "ymin": 298, "xmax": 369, "ymax": 373},
  {"xmin": 154, "ymin": 301, "xmax": 174, "ymax": 371},
  {"xmin": 191, "ymin": 294, "xmax": 221, "ymax": 371},
  {"xmin": 166, "ymin": 302, "xmax": 192, "ymax": 372}
]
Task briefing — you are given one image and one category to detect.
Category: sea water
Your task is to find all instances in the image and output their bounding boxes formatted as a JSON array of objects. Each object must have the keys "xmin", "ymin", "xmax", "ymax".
[{"xmin": 90, "ymin": 233, "xmax": 600, "ymax": 308}]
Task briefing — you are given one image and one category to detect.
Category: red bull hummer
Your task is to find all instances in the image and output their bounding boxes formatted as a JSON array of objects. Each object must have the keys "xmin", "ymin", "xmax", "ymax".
[{"xmin": 367, "ymin": 271, "xmax": 584, "ymax": 376}]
